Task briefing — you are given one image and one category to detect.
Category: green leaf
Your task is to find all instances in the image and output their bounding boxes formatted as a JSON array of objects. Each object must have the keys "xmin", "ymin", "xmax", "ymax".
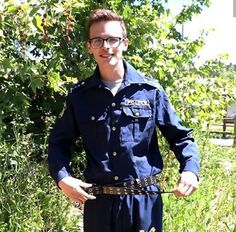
[
  {"xmin": 47, "ymin": 71, "xmax": 62, "ymax": 92},
  {"xmin": 32, "ymin": 15, "xmax": 43, "ymax": 32},
  {"xmin": 1, "ymin": 58, "xmax": 11, "ymax": 72},
  {"xmin": 30, "ymin": 76, "xmax": 44, "ymax": 93},
  {"xmin": 29, "ymin": 6, "xmax": 40, "ymax": 17}
]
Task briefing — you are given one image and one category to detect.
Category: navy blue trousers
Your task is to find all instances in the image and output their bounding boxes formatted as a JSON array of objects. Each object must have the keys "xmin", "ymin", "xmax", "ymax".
[{"xmin": 84, "ymin": 186, "xmax": 163, "ymax": 232}]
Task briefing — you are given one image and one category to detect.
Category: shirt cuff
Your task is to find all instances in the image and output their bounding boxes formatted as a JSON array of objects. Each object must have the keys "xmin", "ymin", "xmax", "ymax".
[{"xmin": 182, "ymin": 160, "xmax": 200, "ymax": 180}]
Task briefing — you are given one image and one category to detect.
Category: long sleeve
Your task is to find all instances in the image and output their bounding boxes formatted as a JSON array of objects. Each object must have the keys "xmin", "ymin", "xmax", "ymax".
[
  {"xmin": 47, "ymin": 96, "xmax": 79, "ymax": 184},
  {"xmin": 155, "ymin": 88, "xmax": 200, "ymax": 178}
]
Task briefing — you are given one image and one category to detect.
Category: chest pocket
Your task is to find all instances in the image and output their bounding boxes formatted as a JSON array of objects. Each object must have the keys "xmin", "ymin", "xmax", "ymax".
[
  {"xmin": 120, "ymin": 105, "xmax": 153, "ymax": 143},
  {"xmin": 77, "ymin": 110, "xmax": 109, "ymax": 147}
]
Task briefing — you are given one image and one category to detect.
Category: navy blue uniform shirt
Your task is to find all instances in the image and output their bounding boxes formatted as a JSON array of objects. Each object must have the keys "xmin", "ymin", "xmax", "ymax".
[
  {"xmin": 48, "ymin": 61, "xmax": 199, "ymax": 231},
  {"xmin": 48, "ymin": 62, "xmax": 199, "ymax": 232}
]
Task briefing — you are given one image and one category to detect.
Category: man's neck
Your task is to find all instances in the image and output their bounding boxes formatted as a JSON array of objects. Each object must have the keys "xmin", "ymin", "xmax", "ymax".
[{"xmin": 98, "ymin": 61, "xmax": 124, "ymax": 81}]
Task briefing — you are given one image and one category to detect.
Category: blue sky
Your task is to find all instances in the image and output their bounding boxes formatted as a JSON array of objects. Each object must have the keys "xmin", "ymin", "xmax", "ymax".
[{"xmin": 166, "ymin": 0, "xmax": 236, "ymax": 65}]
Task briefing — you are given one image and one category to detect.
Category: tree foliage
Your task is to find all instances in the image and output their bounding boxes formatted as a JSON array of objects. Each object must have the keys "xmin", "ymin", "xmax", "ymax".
[{"xmin": 0, "ymin": 0, "xmax": 235, "ymax": 139}]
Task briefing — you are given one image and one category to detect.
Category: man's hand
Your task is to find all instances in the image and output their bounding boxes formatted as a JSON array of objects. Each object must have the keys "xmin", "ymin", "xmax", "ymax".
[
  {"xmin": 172, "ymin": 171, "xmax": 199, "ymax": 197},
  {"xmin": 58, "ymin": 176, "xmax": 96, "ymax": 203}
]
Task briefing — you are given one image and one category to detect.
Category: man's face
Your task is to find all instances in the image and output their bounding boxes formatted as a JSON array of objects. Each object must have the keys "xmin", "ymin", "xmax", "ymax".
[{"xmin": 86, "ymin": 21, "xmax": 128, "ymax": 67}]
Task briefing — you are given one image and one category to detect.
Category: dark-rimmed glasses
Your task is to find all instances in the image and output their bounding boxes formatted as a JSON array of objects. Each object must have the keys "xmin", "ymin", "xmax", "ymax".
[{"xmin": 88, "ymin": 37, "xmax": 125, "ymax": 49}]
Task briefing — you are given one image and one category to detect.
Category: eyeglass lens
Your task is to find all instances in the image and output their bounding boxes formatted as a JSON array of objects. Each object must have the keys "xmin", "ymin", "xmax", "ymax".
[{"xmin": 90, "ymin": 37, "xmax": 122, "ymax": 48}]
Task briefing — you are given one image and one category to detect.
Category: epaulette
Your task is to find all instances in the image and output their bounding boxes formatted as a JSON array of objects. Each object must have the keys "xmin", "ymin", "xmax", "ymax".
[
  {"xmin": 143, "ymin": 76, "xmax": 163, "ymax": 91},
  {"xmin": 69, "ymin": 78, "xmax": 89, "ymax": 94},
  {"xmin": 136, "ymin": 69, "xmax": 162, "ymax": 90}
]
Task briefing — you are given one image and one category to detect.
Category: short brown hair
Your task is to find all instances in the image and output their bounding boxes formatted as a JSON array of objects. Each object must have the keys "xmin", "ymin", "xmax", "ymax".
[{"xmin": 86, "ymin": 9, "xmax": 127, "ymax": 38}]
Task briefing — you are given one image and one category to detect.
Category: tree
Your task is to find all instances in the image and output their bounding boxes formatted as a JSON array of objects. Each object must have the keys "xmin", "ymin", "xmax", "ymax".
[{"xmin": 0, "ymin": 0, "xmax": 234, "ymax": 139}]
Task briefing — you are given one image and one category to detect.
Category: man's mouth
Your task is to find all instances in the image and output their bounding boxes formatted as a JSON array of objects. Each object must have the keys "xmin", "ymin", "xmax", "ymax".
[{"xmin": 100, "ymin": 54, "xmax": 114, "ymax": 58}]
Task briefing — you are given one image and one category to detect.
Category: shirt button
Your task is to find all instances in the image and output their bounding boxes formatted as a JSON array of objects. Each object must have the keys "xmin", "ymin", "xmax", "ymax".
[
  {"xmin": 135, "ymin": 112, "xmax": 140, "ymax": 117},
  {"xmin": 91, "ymin": 116, "xmax": 95, "ymax": 120},
  {"xmin": 112, "ymin": 126, "xmax": 116, "ymax": 131},
  {"xmin": 114, "ymin": 176, "xmax": 119, "ymax": 181},
  {"xmin": 112, "ymin": 152, "xmax": 117, "ymax": 156},
  {"xmin": 81, "ymin": 81, "xmax": 85, "ymax": 85},
  {"xmin": 111, "ymin": 102, "xmax": 116, "ymax": 107}
]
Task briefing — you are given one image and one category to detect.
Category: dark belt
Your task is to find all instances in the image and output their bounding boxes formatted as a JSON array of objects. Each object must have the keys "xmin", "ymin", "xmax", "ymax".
[{"xmin": 86, "ymin": 176, "xmax": 172, "ymax": 195}]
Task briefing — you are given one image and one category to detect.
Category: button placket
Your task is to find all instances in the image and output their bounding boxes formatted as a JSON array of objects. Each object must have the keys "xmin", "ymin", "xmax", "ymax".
[{"xmin": 110, "ymin": 101, "xmax": 118, "ymax": 132}]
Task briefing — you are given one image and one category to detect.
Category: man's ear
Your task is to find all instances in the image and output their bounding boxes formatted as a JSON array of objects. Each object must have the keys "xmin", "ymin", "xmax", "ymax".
[
  {"xmin": 122, "ymin": 38, "xmax": 129, "ymax": 51},
  {"xmin": 86, "ymin": 42, "xmax": 93, "ymax": 54}
]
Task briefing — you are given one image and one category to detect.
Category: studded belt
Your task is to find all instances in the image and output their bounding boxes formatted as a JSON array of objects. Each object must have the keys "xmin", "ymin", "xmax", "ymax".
[{"xmin": 86, "ymin": 176, "xmax": 172, "ymax": 195}]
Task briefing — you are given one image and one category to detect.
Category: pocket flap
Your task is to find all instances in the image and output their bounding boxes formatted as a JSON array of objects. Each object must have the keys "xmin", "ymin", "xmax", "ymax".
[{"xmin": 122, "ymin": 106, "xmax": 152, "ymax": 118}]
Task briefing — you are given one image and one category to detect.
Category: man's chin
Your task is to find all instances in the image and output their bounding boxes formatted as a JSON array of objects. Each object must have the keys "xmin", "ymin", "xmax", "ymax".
[
  {"xmin": 109, "ymin": 57, "xmax": 119, "ymax": 66},
  {"xmin": 97, "ymin": 58, "xmax": 118, "ymax": 66}
]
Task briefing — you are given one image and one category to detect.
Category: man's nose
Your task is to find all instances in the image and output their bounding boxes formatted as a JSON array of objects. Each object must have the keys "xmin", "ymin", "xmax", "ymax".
[{"xmin": 103, "ymin": 40, "xmax": 110, "ymax": 48}]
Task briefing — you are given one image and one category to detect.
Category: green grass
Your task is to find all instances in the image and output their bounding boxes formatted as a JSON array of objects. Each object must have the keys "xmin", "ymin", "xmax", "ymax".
[
  {"xmin": 0, "ymin": 136, "xmax": 82, "ymax": 232},
  {"xmin": 0, "ymin": 134, "xmax": 235, "ymax": 231},
  {"xmin": 162, "ymin": 139, "xmax": 236, "ymax": 232}
]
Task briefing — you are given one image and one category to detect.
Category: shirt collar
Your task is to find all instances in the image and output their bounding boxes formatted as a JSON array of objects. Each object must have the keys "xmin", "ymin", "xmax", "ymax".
[
  {"xmin": 123, "ymin": 61, "xmax": 146, "ymax": 85},
  {"xmin": 82, "ymin": 60, "xmax": 146, "ymax": 90}
]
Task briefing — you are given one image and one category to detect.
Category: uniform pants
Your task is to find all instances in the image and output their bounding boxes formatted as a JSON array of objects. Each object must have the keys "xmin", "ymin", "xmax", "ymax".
[{"xmin": 84, "ymin": 185, "xmax": 163, "ymax": 232}]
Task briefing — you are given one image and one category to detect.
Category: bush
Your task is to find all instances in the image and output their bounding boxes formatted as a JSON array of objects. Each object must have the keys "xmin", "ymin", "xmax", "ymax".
[
  {"xmin": 0, "ymin": 131, "xmax": 235, "ymax": 231},
  {"xmin": 0, "ymin": 133, "xmax": 82, "ymax": 232}
]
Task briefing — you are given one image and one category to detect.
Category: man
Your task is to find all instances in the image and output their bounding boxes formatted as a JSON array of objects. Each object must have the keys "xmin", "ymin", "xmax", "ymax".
[{"xmin": 48, "ymin": 9, "xmax": 199, "ymax": 232}]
